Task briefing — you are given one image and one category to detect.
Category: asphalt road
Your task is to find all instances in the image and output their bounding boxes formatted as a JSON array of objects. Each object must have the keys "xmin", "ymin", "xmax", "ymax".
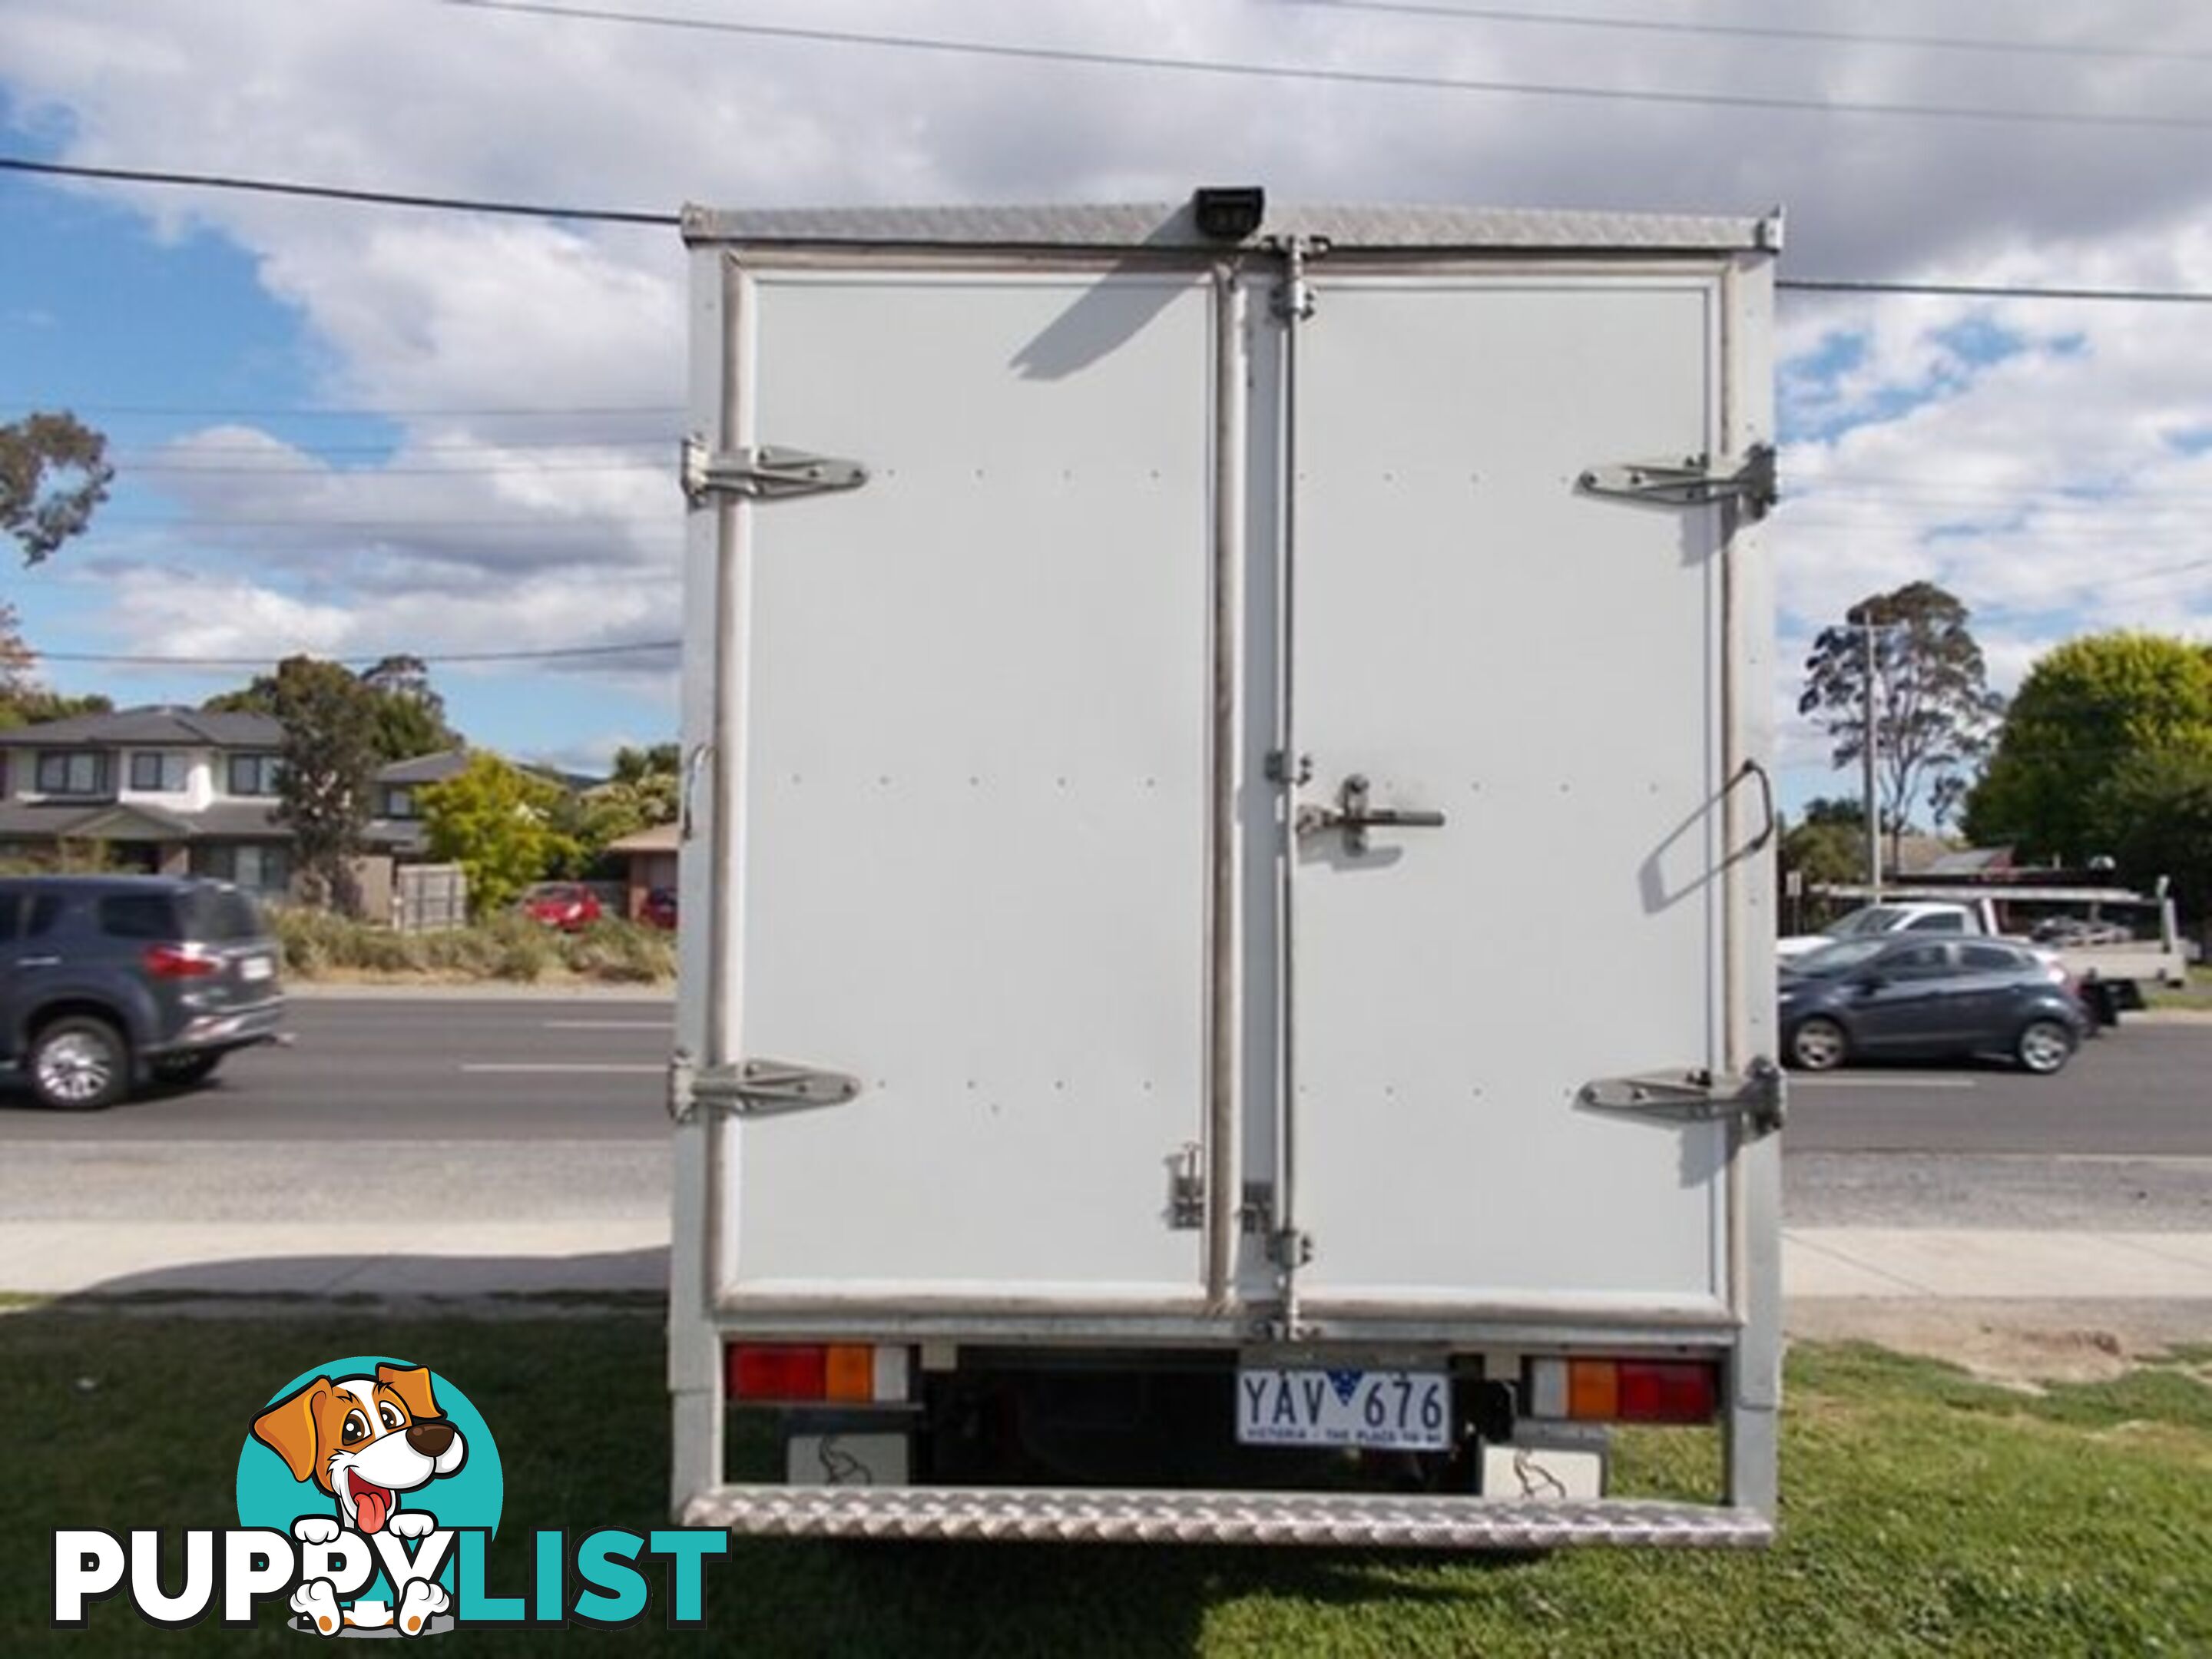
[
  {"xmin": 1, "ymin": 993, "xmax": 2206, "ymax": 1233},
  {"xmin": 1783, "ymin": 1019, "xmax": 2212, "ymax": 1157},
  {"xmin": 0, "ymin": 992, "xmax": 675, "ymax": 1142},
  {"xmin": 0, "ymin": 993, "xmax": 2205, "ymax": 1154}
]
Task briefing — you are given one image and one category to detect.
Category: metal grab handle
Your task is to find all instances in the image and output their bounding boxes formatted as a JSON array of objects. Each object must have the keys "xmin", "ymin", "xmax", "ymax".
[
  {"xmin": 680, "ymin": 741, "xmax": 712, "ymax": 841},
  {"xmin": 1734, "ymin": 757, "xmax": 1777, "ymax": 855},
  {"xmin": 1296, "ymin": 774, "xmax": 1448, "ymax": 855}
]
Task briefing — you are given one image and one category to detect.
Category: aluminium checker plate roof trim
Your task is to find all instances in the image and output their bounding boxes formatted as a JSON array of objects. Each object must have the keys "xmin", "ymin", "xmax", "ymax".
[{"xmin": 680, "ymin": 200, "xmax": 1782, "ymax": 255}]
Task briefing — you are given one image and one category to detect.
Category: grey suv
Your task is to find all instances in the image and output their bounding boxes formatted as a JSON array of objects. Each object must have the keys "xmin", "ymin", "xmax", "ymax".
[{"xmin": 0, "ymin": 876, "xmax": 286, "ymax": 1109}]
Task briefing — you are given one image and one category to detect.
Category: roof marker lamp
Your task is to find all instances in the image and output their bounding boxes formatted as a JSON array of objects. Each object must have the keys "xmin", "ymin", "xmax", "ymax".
[{"xmin": 1193, "ymin": 187, "xmax": 1266, "ymax": 243}]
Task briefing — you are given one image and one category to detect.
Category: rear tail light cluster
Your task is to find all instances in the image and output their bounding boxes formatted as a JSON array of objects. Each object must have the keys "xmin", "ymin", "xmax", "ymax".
[
  {"xmin": 143, "ymin": 943, "xmax": 220, "ymax": 979},
  {"xmin": 726, "ymin": 1343, "xmax": 909, "ymax": 1404},
  {"xmin": 1525, "ymin": 1357, "xmax": 1720, "ymax": 1426}
]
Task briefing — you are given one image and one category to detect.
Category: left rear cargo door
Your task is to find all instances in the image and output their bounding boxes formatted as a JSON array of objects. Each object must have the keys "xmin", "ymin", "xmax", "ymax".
[{"xmin": 702, "ymin": 257, "xmax": 1219, "ymax": 1309}]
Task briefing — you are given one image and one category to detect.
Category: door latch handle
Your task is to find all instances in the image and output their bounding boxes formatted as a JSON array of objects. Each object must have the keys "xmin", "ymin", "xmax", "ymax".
[{"xmin": 1295, "ymin": 773, "xmax": 1447, "ymax": 855}]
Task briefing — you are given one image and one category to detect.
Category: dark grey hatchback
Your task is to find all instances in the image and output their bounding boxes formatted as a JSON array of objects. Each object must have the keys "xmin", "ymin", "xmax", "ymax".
[
  {"xmin": 0, "ymin": 876, "xmax": 286, "ymax": 1109},
  {"xmin": 1778, "ymin": 935, "xmax": 2090, "ymax": 1076}
]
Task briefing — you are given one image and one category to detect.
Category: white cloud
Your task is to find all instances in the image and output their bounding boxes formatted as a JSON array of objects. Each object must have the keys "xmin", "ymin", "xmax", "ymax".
[
  {"xmin": 5, "ymin": 0, "xmax": 2212, "ymax": 789},
  {"xmin": 101, "ymin": 566, "xmax": 356, "ymax": 661}
]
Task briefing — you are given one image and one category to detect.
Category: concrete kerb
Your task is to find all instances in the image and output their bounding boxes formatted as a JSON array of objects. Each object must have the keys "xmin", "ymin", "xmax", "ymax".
[{"xmin": 10, "ymin": 1228, "xmax": 2212, "ymax": 1317}]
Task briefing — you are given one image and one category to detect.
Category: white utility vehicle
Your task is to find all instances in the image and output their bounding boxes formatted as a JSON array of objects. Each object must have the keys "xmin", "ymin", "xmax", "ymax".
[
  {"xmin": 1777, "ymin": 900, "xmax": 1989, "ymax": 962},
  {"xmin": 1790, "ymin": 882, "xmax": 2188, "ymax": 1018},
  {"xmin": 667, "ymin": 192, "xmax": 1784, "ymax": 1548}
]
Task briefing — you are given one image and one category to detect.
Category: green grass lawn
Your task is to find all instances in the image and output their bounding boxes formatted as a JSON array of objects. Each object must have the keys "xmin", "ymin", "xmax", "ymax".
[
  {"xmin": 5, "ymin": 1311, "xmax": 2208, "ymax": 1656},
  {"xmin": 2148, "ymin": 964, "xmax": 2212, "ymax": 1011}
]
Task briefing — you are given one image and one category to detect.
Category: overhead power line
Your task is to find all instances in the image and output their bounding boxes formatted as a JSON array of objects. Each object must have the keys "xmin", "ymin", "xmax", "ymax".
[
  {"xmin": 33, "ymin": 400, "xmax": 680, "ymax": 419},
  {"xmin": 1284, "ymin": 0, "xmax": 2212, "ymax": 65},
  {"xmin": 437, "ymin": 0, "xmax": 2212, "ymax": 132},
  {"xmin": 2085, "ymin": 557, "xmax": 2212, "ymax": 590},
  {"xmin": 9, "ymin": 154, "xmax": 2212, "ymax": 306},
  {"xmin": 1785, "ymin": 277, "xmax": 2212, "ymax": 306},
  {"xmin": 0, "ymin": 155, "xmax": 675, "ymax": 227},
  {"xmin": 88, "ymin": 515, "xmax": 680, "ymax": 531},
  {"xmin": 29, "ymin": 640, "xmax": 680, "ymax": 669},
  {"xmin": 115, "ymin": 437, "xmax": 672, "ymax": 455},
  {"xmin": 120, "ymin": 459, "xmax": 667, "ymax": 477}
]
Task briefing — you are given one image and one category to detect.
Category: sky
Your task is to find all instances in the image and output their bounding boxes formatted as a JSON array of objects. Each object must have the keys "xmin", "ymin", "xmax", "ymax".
[{"xmin": 1, "ymin": 0, "xmax": 2208, "ymax": 814}]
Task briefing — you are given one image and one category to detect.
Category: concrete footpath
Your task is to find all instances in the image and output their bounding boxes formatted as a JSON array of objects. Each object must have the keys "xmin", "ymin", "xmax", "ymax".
[{"xmin": 5, "ymin": 1220, "xmax": 2212, "ymax": 1305}]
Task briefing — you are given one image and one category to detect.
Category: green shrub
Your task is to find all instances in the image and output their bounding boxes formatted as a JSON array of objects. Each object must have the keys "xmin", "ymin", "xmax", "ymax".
[
  {"xmin": 492, "ymin": 919, "xmax": 557, "ymax": 982},
  {"xmin": 412, "ymin": 928, "xmax": 483, "ymax": 975},
  {"xmin": 269, "ymin": 905, "xmax": 673, "ymax": 983},
  {"xmin": 272, "ymin": 906, "xmax": 346, "ymax": 978},
  {"xmin": 556, "ymin": 919, "xmax": 673, "ymax": 984}
]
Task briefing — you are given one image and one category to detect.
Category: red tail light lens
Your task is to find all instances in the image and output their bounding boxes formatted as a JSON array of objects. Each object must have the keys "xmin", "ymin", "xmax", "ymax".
[
  {"xmin": 1615, "ymin": 1362, "xmax": 1720, "ymax": 1424},
  {"xmin": 144, "ymin": 944, "xmax": 220, "ymax": 979},
  {"xmin": 728, "ymin": 1345, "xmax": 828, "ymax": 1402},
  {"xmin": 726, "ymin": 1343, "xmax": 901, "ymax": 1402}
]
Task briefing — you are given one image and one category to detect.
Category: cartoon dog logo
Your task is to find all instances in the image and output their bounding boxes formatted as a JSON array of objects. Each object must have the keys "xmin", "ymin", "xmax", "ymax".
[{"xmin": 251, "ymin": 1363, "xmax": 467, "ymax": 1637}]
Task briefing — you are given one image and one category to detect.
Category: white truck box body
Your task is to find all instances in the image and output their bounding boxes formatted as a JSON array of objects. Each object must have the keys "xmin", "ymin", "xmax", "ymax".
[{"xmin": 671, "ymin": 198, "xmax": 1783, "ymax": 1548}]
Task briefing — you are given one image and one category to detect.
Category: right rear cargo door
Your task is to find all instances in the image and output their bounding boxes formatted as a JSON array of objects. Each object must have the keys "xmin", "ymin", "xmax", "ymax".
[{"xmin": 1280, "ymin": 270, "xmax": 1743, "ymax": 1318}]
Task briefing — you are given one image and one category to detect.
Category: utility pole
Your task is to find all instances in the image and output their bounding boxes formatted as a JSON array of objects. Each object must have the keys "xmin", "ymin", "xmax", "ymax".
[{"xmin": 1862, "ymin": 620, "xmax": 1882, "ymax": 900}]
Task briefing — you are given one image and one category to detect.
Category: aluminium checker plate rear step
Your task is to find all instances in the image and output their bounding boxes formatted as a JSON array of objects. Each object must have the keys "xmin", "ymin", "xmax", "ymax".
[{"xmin": 684, "ymin": 1485, "xmax": 1773, "ymax": 1549}]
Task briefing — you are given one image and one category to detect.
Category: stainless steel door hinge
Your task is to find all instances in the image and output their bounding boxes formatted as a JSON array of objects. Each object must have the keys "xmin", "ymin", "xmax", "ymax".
[
  {"xmin": 1578, "ymin": 1058, "xmax": 1785, "ymax": 1137},
  {"xmin": 681, "ymin": 438, "xmax": 869, "ymax": 504},
  {"xmin": 667, "ymin": 1052, "xmax": 865, "ymax": 1121},
  {"xmin": 1579, "ymin": 444, "xmax": 1777, "ymax": 519},
  {"xmin": 1168, "ymin": 1142, "xmax": 1205, "ymax": 1230}
]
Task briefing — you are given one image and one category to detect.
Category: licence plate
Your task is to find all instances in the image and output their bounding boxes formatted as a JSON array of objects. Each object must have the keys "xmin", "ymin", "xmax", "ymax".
[
  {"xmin": 1236, "ymin": 1368, "xmax": 1450, "ymax": 1451},
  {"xmin": 239, "ymin": 955, "xmax": 274, "ymax": 982}
]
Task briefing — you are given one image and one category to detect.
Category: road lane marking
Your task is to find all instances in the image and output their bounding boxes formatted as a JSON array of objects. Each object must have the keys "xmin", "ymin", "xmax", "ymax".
[
  {"xmin": 1790, "ymin": 1075, "xmax": 1979, "ymax": 1090},
  {"xmin": 460, "ymin": 1063, "xmax": 666, "ymax": 1075},
  {"xmin": 540, "ymin": 1020, "xmax": 672, "ymax": 1031}
]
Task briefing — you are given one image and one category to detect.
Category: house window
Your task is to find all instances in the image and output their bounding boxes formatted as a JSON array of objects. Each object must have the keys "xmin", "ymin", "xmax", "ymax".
[
  {"xmin": 128, "ymin": 750, "xmax": 190, "ymax": 793},
  {"xmin": 193, "ymin": 843, "xmax": 292, "ymax": 895},
  {"xmin": 227, "ymin": 753, "xmax": 282, "ymax": 796},
  {"xmin": 234, "ymin": 845, "xmax": 290, "ymax": 895},
  {"xmin": 35, "ymin": 751, "xmax": 109, "ymax": 796},
  {"xmin": 384, "ymin": 785, "xmax": 417, "ymax": 820}
]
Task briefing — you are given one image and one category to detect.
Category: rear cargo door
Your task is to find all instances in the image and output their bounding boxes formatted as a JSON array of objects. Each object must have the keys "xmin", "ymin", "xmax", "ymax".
[
  {"xmin": 707, "ymin": 259, "xmax": 1217, "ymax": 1306},
  {"xmin": 1285, "ymin": 272, "xmax": 1735, "ymax": 1315}
]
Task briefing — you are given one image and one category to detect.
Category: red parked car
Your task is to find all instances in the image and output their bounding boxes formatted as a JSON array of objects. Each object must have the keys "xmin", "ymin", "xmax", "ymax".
[{"xmin": 520, "ymin": 881, "xmax": 603, "ymax": 932}]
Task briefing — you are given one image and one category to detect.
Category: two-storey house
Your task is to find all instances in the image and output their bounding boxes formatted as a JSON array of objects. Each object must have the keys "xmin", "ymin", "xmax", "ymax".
[
  {"xmin": 0, "ymin": 707, "xmax": 293, "ymax": 894},
  {"xmin": 0, "ymin": 707, "xmax": 473, "ymax": 900}
]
